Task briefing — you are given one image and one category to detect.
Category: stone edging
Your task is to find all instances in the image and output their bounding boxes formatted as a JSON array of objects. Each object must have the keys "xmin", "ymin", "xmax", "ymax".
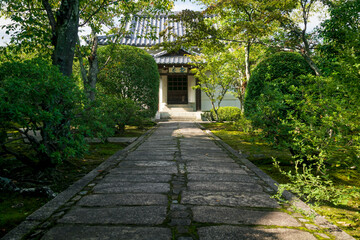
[
  {"xmin": 2, "ymin": 126, "xmax": 158, "ymax": 240},
  {"xmin": 197, "ymin": 123, "xmax": 355, "ymax": 240}
]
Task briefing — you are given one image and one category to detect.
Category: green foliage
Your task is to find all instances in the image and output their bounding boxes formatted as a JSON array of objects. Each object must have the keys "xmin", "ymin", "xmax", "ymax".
[
  {"xmin": 245, "ymin": 51, "xmax": 359, "ymax": 205},
  {"xmin": 274, "ymin": 160, "xmax": 356, "ymax": 205},
  {"xmin": 97, "ymin": 95, "xmax": 142, "ymax": 134},
  {"xmin": 98, "ymin": 45, "xmax": 159, "ymax": 118},
  {"xmin": 244, "ymin": 52, "xmax": 314, "ymax": 148},
  {"xmin": 191, "ymin": 47, "xmax": 239, "ymax": 121},
  {"xmin": 0, "ymin": 59, "xmax": 87, "ymax": 167},
  {"xmin": 211, "ymin": 107, "xmax": 242, "ymax": 122}
]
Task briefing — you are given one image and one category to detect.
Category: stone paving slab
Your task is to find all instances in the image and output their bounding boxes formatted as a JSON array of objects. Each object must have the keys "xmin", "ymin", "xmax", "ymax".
[
  {"xmin": 183, "ymin": 156, "xmax": 235, "ymax": 162},
  {"xmin": 58, "ymin": 206, "xmax": 167, "ymax": 225},
  {"xmin": 102, "ymin": 174, "xmax": 172, "ymax": 183},
  {"xmin": 187, "ymin": 182, "xmax": 263, "ymax": 192},
  {"xmin": 187, "ymin": 173, "xmax": 256, "ymax": 183},
  {"xmin": 127, "ymin": 150, "xmax": 176, "ymax": 156},
  {"xmin": 186, "ymin": 165, "xmax": 247, "ymax": 174},
  {"xmin": 118, "ymin": 161, "xmax": 176, "ymax": 167},
  {"xmin": 186, "ymin": 161, "xmax": 239, "ymax": 168},
  {"xmin": 110, "ymin": 166, "xmax": 177, "ymax": 174},
  {"xmin": 192, "ymin": 206, "xmax": 300, "ymax": 226},
  {"xmin": 182, "ymin": 191, "xmax": 279, "ymax": 208},
  {"xmin": 42, "ymin": 225, "xmax": 172, "ymax": 240},
  {"xmin": 197, "ymin": 226, "xmax": 316, "ymax": 240},
  {"xmin": 124, "ymin": 155, "xmax": 175, "ymax": 161},
  {"xmin": 93, "ymin": 182, "xmax": 169, "ymax": 193},
  {"xmin": 77, "ymin": 193, "xmax": 168, "ymax": 206}
]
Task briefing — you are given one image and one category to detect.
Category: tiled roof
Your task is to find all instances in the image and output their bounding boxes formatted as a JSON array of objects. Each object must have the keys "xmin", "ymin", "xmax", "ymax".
[
  {"xmin": 153, "ymin": 50, "xmax": 192, "ymax": 65},
  {"xmin": 98, "ymin": 14, "xmax": 185, "ymax": 47},
  {"xmin": 155, "ymin": 55, "xmax": 191, "ymax": 65}
]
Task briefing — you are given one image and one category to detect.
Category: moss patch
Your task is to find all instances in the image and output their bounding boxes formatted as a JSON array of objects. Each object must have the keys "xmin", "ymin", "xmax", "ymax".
[{"xmin": 202, "ymin": 122, "xmax": 360, "ymax": 239}]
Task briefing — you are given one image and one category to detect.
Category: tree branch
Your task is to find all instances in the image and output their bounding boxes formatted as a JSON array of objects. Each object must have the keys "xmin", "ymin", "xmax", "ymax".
[
  {"xmin": 42, "ymin": 0, "xmax": 56, "ymax": 32},
  {"xmin": 79, "ymin": 0, "xmax": 122, "ymax": 27}
]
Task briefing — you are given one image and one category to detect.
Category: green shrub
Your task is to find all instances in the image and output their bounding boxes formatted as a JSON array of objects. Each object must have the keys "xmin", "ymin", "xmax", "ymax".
[
  {"xmin": 244, "ymin": 52, "xmax": 314, "ymax": 150},
  {"xmin": 0, "ymin": 59, "xmax": 87, "ymax": 168},
  {"xmin": 97, "ymin": 45, "xmax": 159, "ymax": 118},
  {"xmin": 244, "ymin": 52, "xmax": 360, "ymax": 204},
  {"xmin": 211, "ymin": 106, "xmax": 242, "ymax": 122},
  {"xmin": 98, "ymin": 95, "xmax": 141, "ymax": 134}
]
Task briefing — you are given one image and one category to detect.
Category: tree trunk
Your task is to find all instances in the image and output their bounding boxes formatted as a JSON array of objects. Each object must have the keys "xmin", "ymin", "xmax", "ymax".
[
  {"xmin": 86, "ymin": 34, "xmax": 99, "ymax": 101},
  {"xmin": 51, "ymin": 0, "xmax": 80, "ymax": 77},
  {"xmin": 244, "ymin": 41, "xmax": 251, "ymax": 81},
  {"xmin": 300, "ymin": 51, "xmax": 322, "ymax": 76}
]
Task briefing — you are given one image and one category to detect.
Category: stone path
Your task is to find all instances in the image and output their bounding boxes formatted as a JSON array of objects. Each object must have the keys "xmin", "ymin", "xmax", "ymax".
[{"xmin": 6, "ymin": 122, "xmax": 352, "ymax": 240}]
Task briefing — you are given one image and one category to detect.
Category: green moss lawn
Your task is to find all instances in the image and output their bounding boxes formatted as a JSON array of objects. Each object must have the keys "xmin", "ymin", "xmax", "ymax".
[{"xmin": 202, "ymin": 122, "xmax": 360, "ymax": 239}]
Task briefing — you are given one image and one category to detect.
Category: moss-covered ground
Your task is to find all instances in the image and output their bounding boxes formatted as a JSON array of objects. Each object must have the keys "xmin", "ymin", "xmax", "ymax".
[
  {"xmin": 0, "ymin": 125, "xmax": 152, "ymax": 238},
  {"xmin": 202, "ymin": 122, "xmax": 360, "ymax": 239}
]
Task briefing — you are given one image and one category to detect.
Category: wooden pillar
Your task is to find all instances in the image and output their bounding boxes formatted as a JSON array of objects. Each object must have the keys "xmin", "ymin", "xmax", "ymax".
[{"xmin": 195, "ymin": 78, "xmax": 201, "ymax": 111}]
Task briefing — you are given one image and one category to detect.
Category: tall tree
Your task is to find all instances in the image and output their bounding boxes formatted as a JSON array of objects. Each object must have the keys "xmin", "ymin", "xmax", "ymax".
[
  {"xmin": 77, "ymin": 0, "xmax": 172, "ymax": 101},
  {"xmin": 0, "ymin": 0, "xmax": 173, "ymax": 77},
  {"xmin": 1, "ymin": 0, "xmax": 80, "ymax": 76},
  {"xmin": 159, "ymin": 0, "xmax": 295, "ymax": 102}
]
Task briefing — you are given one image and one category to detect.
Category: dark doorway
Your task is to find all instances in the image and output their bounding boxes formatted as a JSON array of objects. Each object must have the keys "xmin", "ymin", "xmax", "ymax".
[{"xmin": 168, "ymin": 75, "xmax": 188, "ymax": 104}]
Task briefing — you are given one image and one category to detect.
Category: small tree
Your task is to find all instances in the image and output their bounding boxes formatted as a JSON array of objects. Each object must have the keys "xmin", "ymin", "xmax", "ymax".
[
  {"xmin": 97, "ymin": 45, "xmax": 160, "ymax": 119},
  {"xmin": 0, "ymin": 59, "xmax": 87, "ymax": 168},
  {"xmin": 190, "ymin": 47, "xmax": 239, "ymax": 121}
]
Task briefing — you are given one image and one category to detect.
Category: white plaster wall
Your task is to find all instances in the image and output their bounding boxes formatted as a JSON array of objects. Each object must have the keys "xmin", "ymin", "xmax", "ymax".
[
  {"xmin": 201, "ymin": 89, "xmax": 241, "ymax": 111},
  {"xmin": 159, "ymin": 75, "xmax": 168, "ymax": 111},
  {"xmin": 188, "ymin": 75, "xmax": 196, "ymax": 103}
]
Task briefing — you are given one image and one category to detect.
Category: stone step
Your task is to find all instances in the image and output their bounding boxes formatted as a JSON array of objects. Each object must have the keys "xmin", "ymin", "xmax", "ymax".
[
  {"xmin": 160, "ymin": 111, "xmax": 201, "ymax": 120},
  {"xmin": 165, "ymin": 104, "xmax": 195, "ymax": 112}
]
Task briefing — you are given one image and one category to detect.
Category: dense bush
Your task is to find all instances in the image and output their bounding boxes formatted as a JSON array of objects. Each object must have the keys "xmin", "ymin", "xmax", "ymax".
[
  {"xmin": 244, "ymin": 52, "xmax": 314, "ymax": 151},
  {"xmin": 0, "ymin": 59, "xmax": 87, "ymax": 168},
  {"xmin": 210, "ymin": 106, "xmax": 242, "ymax": 122},
  {"xmin": 97, "ymin": 45, "xmax": 159, "ymax": 118}
]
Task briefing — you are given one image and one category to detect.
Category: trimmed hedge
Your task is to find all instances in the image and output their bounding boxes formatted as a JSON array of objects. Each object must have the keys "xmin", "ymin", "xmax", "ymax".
[
  {"xmin": 244, "ymin": 52, "xmax": 314, "ymax": 148},
  {"xmin": 97, "ymin": 45, "xmax": 159, "ymax": 118},
  {"xmin": 202, "ymin": 106, "xmax": 242, "ymax": 122}
]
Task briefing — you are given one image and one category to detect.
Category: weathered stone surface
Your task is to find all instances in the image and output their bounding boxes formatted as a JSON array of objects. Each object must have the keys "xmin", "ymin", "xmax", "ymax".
[
  {"xmin": 124, "ymin": 155, "xmax": 175, "ymax": 161},
  {"xmin": 188, "ymin": 182, "xmax": 263, "ymax": 192},
  {"xmin": 118, "ymin": 161, "xmax": 176, "ymax": 167},
  {"xmin": 110, "ymin": 167, "xmax": 177, "ymax": 174},
  {"xmin": 192, "ymin": 206, "xmax": 300, "ymax": 226},
  {"xmin": 186, "ymin": 166, "xmax": 247, "ymax": 174},
  {"xmin": 183, "ymin": 156, "xmax": 235, "ymax": 162},
  {"xmin": 181, "ymin": 191, "xmax": 279, "ymax": 208},
  {"xmin": 186, "ymin": 160, "xmax": 238, "ymax": 166},
  {"xmin": 169, "ymin": 218, "xmax": 192, "ymax": 226},
  {"xmin": 93, "ymin": 182, "xmax": 169, "ymax": 193},
  {"xmin": 58, "ymin": 206, "xmax": 167, "ymax": 224},
  {"xmin": 102, "ymin": 174, "xmax": 172, "ymax": 183},
  {"xmin": 77, "ymin": 193, "xmax": 168, "ymax": 206},
  {"xmin": 187, "ymin": 174, "xmax": 255, "ymax": 183},
  {"xmin": 42, "ymin": 226, "xmax": 171, "ymax": 240},
  {"xmin": 198, "ymin": 226, "xmax": 316, "ymax": 240}
]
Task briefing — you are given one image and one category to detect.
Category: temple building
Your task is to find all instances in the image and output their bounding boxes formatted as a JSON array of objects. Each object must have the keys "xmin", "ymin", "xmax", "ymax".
[{"xmin": 98, "ymin": 14, "xmax": 240, "ymax": 120}]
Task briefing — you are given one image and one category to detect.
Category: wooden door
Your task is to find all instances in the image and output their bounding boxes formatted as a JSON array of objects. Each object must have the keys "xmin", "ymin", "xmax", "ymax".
[{"xmin": 167, "ymin": 75, "xmax": 188, "ymax": 104}]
